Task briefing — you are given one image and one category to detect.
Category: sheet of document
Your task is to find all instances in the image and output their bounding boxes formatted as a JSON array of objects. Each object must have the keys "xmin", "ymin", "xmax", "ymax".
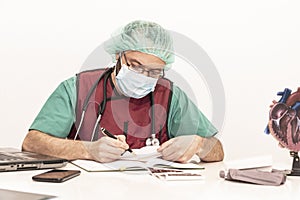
[
  {"xmin": 120, "ymin": 146, "xmax": 162, "ymax": 161},
  {"xmin": 71, "ymin": 146, "xmax": 204, "ymax": 172},
  {"xmin": 224, "ymin": 155, "xmax": 273, "ymax": 170}
]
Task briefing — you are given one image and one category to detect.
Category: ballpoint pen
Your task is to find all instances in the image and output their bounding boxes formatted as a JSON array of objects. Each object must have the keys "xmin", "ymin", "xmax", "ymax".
[{"xmin": 100, "ymin": 127, "xmax": 134, "ymax": 154}]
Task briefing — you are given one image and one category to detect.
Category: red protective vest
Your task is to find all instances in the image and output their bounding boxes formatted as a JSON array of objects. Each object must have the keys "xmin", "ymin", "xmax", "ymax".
[{"xmin": 68, "ymin": 68, "xmax": 173, "ymax": 149}]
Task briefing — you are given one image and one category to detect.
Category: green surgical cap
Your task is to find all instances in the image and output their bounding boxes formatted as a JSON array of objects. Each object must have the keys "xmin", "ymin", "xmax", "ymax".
[{"xmin": 104, "ymin": 20, "xmax": 175, "ymax": 68}]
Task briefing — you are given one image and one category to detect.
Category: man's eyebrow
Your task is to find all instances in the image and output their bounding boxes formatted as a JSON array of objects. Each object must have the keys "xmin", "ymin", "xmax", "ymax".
[
  {"xmin": 127, "ymin": 58, "xmax": 143, "ymax": 65},
  {"xmin": 127, "ymin": 57, "xmax": 164, "ymax": 70}
]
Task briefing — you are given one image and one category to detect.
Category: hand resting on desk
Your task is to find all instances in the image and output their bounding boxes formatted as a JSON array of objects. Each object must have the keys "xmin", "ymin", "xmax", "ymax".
[{"xmin": 158, "ymin": 135, "xmax": 224, "ymax": 163}]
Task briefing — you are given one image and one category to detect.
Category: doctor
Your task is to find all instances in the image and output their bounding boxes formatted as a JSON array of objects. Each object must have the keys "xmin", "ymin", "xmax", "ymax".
[{"xmin": 22, "ymin": 20, "xmax": 224, "ymax": 163}]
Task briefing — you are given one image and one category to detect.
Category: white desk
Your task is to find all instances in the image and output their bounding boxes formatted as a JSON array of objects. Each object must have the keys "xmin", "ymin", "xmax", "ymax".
[{"xmin": 0, "ymin": 161, "xmax": 300, "ymax": 200}]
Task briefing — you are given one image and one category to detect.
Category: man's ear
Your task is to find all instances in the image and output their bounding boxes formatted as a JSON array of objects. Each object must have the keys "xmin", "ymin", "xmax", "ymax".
[{"xmin": 115, "ymin": 54, "xmax": 120, "ymax": 60}]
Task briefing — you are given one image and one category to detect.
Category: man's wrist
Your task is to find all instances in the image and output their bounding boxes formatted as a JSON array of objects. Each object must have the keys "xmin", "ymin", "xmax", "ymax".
[
  {"xmin": 81, "ymin": 141, "xmax": 95, "ymax": 160},
  {"xmin": 196, "ymin": 137, "xmax": 224, "ymax": 162},
  {"xmin": 196, "ymin": 137, "xmax": 213, "ymax": 159}
]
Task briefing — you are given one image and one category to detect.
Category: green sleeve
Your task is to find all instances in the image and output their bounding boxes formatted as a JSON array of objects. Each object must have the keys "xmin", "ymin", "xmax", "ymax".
[
  {"xmin": 29, "ymin": 77, "xmax": 77, "ymax": 138},
  {"xmin": 167, "ymin": 85, "xmax": 218, "ymax": 138}
]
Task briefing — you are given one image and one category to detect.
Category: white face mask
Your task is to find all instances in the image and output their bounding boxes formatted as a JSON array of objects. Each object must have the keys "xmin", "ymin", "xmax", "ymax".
[{"xmin": 116, "ymin": 56, "xmax": 158, "ymax": 99}]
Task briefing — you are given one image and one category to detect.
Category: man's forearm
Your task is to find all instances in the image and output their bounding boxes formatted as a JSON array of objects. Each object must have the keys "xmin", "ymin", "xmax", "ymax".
[
  {"xmin": 22, "ymin": 130, "xmax": 92, "ymax": 160},
  {"xmin": 197, "ymin": 137, "xmax": 224, "ymax": 162}
]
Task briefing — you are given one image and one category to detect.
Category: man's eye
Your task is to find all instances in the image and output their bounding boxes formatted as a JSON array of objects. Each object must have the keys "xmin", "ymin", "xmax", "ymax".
[
  {"xmin": 130, "ymin": 65, "xmax": 140, "ymax": 70},
  {"xmin": 150, "ymin": 70, "xmax": 162, "ymax": 75}
]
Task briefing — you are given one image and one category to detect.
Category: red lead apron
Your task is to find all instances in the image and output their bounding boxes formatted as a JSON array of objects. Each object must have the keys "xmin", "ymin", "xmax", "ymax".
[{"xmin": 68, "ymin": 68, "xmax": 173, "ymax": 149}]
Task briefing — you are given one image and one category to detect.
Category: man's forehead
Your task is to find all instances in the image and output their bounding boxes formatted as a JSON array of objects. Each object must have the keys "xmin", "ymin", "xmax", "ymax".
[{"xmin": 125, "ymin": 51, "xmax": 165, "ymax": 65}]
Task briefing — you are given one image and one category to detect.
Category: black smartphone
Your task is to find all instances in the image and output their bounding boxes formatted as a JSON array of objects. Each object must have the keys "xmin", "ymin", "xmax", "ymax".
[{"xmin": 32, "ymin": 169, "xmax": 81, "ymax": 183}]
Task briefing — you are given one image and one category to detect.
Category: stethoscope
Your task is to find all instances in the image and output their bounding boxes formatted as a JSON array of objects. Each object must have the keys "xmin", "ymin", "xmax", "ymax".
[{"xmin": 73, "ymin": 63, "xmax": 160, "ymax": 146}]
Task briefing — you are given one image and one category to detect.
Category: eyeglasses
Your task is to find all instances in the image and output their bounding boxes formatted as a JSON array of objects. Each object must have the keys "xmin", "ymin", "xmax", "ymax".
[{"xmin": 123, "ymin": 53, "xmax": 164, "ymax": 79}]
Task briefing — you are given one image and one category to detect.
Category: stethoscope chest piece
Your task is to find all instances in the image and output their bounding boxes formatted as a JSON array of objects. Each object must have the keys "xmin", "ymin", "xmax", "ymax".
[{"xmin": 146, "ymin": 134, "xmax": 160, "ymax": 146}]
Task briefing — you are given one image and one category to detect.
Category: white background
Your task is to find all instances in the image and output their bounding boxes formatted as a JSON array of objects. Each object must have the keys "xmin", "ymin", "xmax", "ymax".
[{"xmin": 1, "ymin": 0, "xmax": 300, "ymax": 164}]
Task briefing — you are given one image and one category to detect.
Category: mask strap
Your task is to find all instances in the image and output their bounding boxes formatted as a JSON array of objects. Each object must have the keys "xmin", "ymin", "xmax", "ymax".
[
  {"xmin": 123, "ymin": 52, "xmax": 130, "ymax": 66},
  {"xmin": 114, "ymin": 52, "xmax": 123, "ymax": 76}
]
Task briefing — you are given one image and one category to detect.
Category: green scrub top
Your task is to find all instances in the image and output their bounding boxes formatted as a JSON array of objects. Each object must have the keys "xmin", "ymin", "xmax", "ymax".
[{"xmin": 30, "ymin": 76, "xmax": 217, "ymax": 139}]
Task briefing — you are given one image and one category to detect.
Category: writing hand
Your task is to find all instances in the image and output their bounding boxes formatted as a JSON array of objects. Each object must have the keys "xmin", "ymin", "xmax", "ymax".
[{"xmin": 86, "ymin": 135, "xmax": 129, "ymax": 163}]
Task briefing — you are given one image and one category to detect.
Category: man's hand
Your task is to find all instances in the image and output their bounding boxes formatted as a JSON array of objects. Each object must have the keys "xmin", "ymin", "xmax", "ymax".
[
  {"xmin": 22, "ymin": 130, "xmax": 132, "ymax": 163},
  {"xmin": 86, "ymin": 135, "xmax": 129, "ymax": 163},
  {"xmin": 157, "ymin": 135, "xmax": 203, "ymax": 163}
]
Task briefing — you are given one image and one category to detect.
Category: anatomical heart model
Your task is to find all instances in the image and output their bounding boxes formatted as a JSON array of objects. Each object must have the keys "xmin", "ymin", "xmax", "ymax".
[
  {"xmin": 267, "ymin": 88, "xmax": 300, "ymax": 176},
  {"xmin": 268, "ymin": 88, "xmax": 300, "ymax": 152}
]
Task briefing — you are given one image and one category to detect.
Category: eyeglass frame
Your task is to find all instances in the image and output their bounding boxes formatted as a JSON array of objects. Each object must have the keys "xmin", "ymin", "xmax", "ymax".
[{"xmin": 123, "ymin": 52, "xmax": 165, "ymax": 79}]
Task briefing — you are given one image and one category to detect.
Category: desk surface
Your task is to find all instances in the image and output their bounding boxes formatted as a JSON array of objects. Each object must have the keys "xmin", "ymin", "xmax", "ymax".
[{"xmin": 0, "ymin": 161, "xmax": 300, "ymax": 200}]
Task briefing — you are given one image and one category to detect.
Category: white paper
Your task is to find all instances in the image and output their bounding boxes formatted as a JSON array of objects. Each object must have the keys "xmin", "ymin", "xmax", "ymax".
[
  {"xmin": 224, "ymin": 155, "xmax": 273, "ymax": 170},
  {"xmin": 71, "ymin": 146, "xmax": 204, "ymax": 172},
  {"xmin": 120, "ymin": 146, "xmax": 161, "ymax": 161}
]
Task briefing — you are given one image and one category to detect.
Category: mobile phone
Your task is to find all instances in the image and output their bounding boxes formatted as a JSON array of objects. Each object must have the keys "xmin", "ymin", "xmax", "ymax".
[{"xmin": 32, "ymin": 169, "xmax": 81, "ymax": 183}]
